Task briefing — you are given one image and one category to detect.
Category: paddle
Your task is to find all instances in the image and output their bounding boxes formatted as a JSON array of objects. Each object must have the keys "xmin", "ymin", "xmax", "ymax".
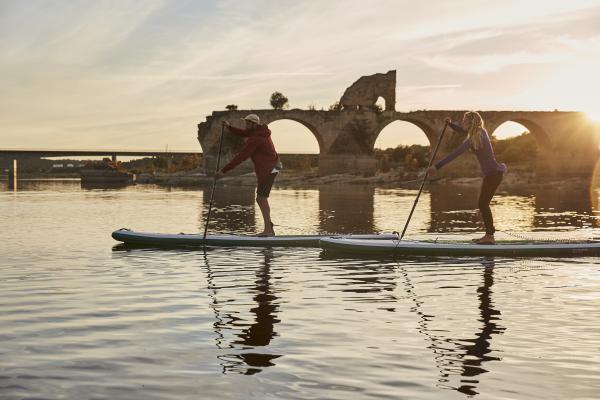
[
  {"xmin": 398, "ymin": 121, "xmax": 449, "ymax": 240},
  {"xmin": 203, "ymin": 124, "xmax": 226, "ymax": 242}
]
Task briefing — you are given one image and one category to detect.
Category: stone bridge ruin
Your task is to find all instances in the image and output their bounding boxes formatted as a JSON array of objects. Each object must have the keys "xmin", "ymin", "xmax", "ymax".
[{"xmin": 198, "ymin": 71, "xmax": 599, "ymax": 179}]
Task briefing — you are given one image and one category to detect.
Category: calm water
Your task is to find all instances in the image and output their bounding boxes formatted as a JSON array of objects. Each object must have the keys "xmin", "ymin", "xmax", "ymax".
[{"xmin": 1, "ymin": 180, "xmax": 599, "ymax": 399}]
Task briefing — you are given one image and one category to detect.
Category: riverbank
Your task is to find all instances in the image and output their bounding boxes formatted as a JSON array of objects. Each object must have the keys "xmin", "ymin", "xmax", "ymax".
[
  {"xmin": 5, "ymin": 169, "xmax": 593, "ymax": 193},
  {"xmin": 133, "ymin": 168, "xmax": 593, "ymax": 193}
]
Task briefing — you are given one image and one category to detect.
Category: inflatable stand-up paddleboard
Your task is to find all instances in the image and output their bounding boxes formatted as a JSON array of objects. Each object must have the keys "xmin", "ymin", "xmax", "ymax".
[
  {"xmin": 319, "ymin": 237, "xmax": 600, "ymax": 257},
  {"xmin": 112, "ymin": 229, "xmax": 399, "ymax": 248}
]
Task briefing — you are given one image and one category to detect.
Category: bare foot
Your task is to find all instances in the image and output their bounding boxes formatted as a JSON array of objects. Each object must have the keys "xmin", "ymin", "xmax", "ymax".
[{"xmin": 257, "ymin": 223, "xmax": 275, "ymax": 237}]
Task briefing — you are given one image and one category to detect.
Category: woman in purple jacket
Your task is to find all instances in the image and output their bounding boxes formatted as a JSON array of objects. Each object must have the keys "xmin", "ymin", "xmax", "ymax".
[{"xmin": 428, "ymin": 111, "xmax": 507, "ymax": 244}]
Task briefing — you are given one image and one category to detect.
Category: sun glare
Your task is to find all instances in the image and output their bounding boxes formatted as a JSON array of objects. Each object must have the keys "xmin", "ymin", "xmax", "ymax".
[{"xmin": 586, "ymin": 110, "xmax": 600, "ymax": 123}]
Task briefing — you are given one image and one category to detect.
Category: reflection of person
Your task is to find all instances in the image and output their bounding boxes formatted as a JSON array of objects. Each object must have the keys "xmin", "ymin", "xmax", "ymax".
[
  {"xmin": 212, "ymin": 249, "xmax": 282, "ymax": 375},
  {"xmin": 400, "ymin": 258, "xmax": 504, "ymax": 396},
  {"xmin": 231, "ymin": 249, "xmax": 281, "ymax": 374},
  {"xmin": 215, "ymin": 114, "xmax": 281, "ymax": 237},
  {"xmin": 428, "ymin": 112, "xmax": 507, "ymax": 244},
  {"xmin": 457, "ymin": 258, "xmax": 504, "ymax": 395}
]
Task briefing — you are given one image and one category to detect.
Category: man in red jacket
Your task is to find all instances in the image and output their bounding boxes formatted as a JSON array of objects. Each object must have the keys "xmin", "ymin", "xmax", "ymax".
[{"xmin": 215, "ymin": 114, "xmax": 281, "ymax": 237}]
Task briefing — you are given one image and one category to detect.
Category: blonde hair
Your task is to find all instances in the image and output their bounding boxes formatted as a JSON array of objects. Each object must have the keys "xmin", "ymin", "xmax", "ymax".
[{"xmin": 462, "ymin": 111, "xmax": 484, "ymax": 151}]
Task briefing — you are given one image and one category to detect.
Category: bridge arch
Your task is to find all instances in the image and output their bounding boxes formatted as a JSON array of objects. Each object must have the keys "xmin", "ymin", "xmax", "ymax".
[
  {"xmin": 262, "ymin": 116, "xmax": 323, "ymax": 153},
  {"xmin": 198, "ymin": 109, "xmax": 597, "ymax": 178},
  {"xmin": 492, "ymin": 121, "xmax": 530, "ymax": 140},
  {"xmin": 374, "ymin": 120, "xmax": 431, "ymax": 149},
  {"xmin": 373, "ymin": 117, "xmax": 436, "ymax": 149},
  {"xmin": 487, "ymin": 117, "xmax": 552, "ymax": 150}
]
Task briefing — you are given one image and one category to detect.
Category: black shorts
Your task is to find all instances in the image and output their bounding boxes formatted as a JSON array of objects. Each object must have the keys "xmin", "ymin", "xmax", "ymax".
[{"xmin": 256, "ymin": 172, "xmax": 278, "ymax": 198}]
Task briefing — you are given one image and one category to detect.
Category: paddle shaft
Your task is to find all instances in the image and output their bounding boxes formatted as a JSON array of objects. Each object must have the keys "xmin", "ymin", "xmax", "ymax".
[
  {"xmin": 399, "ymin": 122, "xmax": 449, "ymax": 240},
  {"xmin": 203, "ymin": 124, "xmax": 225, "ymax": 241}
]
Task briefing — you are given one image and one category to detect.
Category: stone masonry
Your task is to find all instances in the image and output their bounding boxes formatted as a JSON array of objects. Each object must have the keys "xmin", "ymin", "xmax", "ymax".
[{"xmin": 198, "ymin": 71, "xmax": 599, "ymax": 179}]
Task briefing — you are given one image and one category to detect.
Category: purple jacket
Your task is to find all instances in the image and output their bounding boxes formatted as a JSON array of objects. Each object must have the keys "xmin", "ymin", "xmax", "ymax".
[{"xmin": 435, "ymin": 122, "xmax": 507, "ymax": 176}]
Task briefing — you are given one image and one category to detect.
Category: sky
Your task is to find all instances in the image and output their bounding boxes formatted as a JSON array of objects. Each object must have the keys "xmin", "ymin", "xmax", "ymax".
[{"xmin": 1, "ymin": 0, "xmax": 600, "ymax": 153}]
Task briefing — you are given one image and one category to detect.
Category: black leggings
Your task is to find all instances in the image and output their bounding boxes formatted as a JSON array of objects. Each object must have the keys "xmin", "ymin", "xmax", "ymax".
[{"xmin": 478, "ymin": 171, "xmax": 503, "ymax": 235}]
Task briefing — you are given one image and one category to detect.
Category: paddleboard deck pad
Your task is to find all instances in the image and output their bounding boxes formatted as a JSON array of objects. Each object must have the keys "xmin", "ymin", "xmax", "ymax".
[
  {"xmin": 112, "ymin": 229, "xmax": 399, "ymax": 248},
  {"xmin": 319, "ymin": 237, "xmax": 600, "ymax": 257}
]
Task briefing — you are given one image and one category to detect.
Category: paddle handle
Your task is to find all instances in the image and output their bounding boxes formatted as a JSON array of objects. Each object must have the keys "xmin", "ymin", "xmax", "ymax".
[
  {"xmin": 203, "ymin": 124, "xmax": 225, "ymax": 241},
  {"xmin": 399, "ymin": 122, "xmax": 449, "ymax": 240}
]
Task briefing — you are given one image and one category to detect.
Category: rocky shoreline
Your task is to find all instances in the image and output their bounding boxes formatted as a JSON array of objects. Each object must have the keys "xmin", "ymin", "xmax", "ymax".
[
  {"xmin": 134, "ymin": 169, "xmax": 593, "ymax": 193},
  {"xmin": 5, "ymin": 168, "xmax": 592, "ymax": 193}
]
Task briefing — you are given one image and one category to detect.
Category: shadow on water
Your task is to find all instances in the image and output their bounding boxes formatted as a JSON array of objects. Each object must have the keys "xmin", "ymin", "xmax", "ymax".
[
  {"xmin": 398, "ymin": 258, "xmax": 505, "ymax": 396},
  {"xmin": 204, "ymin": 249, "xmax": 282, "ymax": 375}
]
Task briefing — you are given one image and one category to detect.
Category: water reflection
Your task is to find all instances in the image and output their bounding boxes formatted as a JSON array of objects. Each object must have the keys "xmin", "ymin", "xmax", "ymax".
[
  {"xmin": 428, "ymin": 183, "xmax": 598, "ymax": 233},
  {"xmin": 81, "ymin": 182, "xmax": 130, "ymax": 190},
  {"xmin": 534, "ymin": 186, "xmax": 598, "ymax": 228},
  {"xmin": 0, "ymin": 178, "xmax": 81, "ymax": 192},
  {"xmin": 205, "ymin": 250, "xmax": 281, "ymax": 375},
  {"xmin": 195, "ymin": 183, "xmax": 598, "ymax": 237},
  {"xmin": 330, "ymin": 261, "xmax": 398, "ymax": 304},
  {"xmin": 3, "ymin": 179, "xmax": 598, "ymax": 235},
  {"xmin": 399, "ymin": 259, "xmax": 504, "ymax": 396},
  {"xmin": 201, "ymin": 187, "xmax": 256, "ymax": 234},
  {"xmin": 319, "ymin": 185, "xmax": 375, "ymax": 234},
  {"xmin": 428, "ymin": 185, "xmax": 481, "ymax": 232}
]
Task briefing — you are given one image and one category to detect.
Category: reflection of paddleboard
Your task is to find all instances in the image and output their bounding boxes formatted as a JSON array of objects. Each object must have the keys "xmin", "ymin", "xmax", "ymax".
[
  {"xmin": 112, "ymin": 229, "xmax": 398, "ymax": 248},
  {"xmin": 319, "ymin": 237, "xmax": 600, "ymax": 257}
]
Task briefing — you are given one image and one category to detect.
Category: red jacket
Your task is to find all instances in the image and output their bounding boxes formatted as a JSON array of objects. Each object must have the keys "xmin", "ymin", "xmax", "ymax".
[{"xmin": 221, "ymin": 124, "xmax": 279, "ymax": 184}]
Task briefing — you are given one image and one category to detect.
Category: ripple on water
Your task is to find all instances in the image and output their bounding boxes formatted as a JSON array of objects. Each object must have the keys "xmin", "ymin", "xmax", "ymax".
[{"xmin": 1, "ymin": 182, "xmax": 599, "ymax": 399}]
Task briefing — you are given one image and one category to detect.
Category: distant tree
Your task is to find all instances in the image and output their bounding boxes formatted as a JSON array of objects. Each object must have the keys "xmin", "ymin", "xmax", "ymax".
[
  {"xmin": 298, "ymin": 155, "xmax": 313, "ymax": 171},
  {"xmin": 375, "ymin": 144, "xmax": 431, "ymax": 172},
  {"xmin": 225, "ymin": 104, "xmax": 238, "ymax": 111},
  {"xmin": 328, "ymin": 101, "xmax": 343, "ymax": 111},
  {"xmin": 153, "ymin": 156, "xmax": 167, "ymax": 171},
  {"xmin": 380, "ymin": 155, "xmax": 391, "ymax": 173},
  {"xmin": 270, "ymin": 92, "xmax": 289, "ymax": 110},
  {"xmin": 181, "ymin": 154, "xmax": 201, "ymax": 171},
  {"xmin": 493, "ymin": 131, "xmax": 536, "ymax": 163},
  {"xmin": 307, "ymin": 104, "xmax": 317, "ymax": 111}
]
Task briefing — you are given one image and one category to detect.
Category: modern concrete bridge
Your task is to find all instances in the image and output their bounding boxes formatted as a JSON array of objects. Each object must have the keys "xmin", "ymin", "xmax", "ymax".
[
  {"xmin": 0, "ymin": 149, "xmax": 201, "ymax": 190},
  {"xmin": 0, "ymin": 149, "xmax": 200, "ymax": 161}
]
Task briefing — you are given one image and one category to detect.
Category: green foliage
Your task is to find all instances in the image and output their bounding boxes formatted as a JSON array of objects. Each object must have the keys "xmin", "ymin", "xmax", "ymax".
[
  {"xmin": 328, "ymin": 101, "xmax": 343, "ymax": 111},
  {"xmin": 270, "ymin": 92, "xmax": 289, "ymax": 110},
  {"xmin": 180, "ymin": 154, "xmax": 202, "ymax": 171},
  {"xmin": 122, "ymin": 155, "xmax": 201, "ymax": 174},
  {"xmin": 277, "ymin": 154, "xmax": 318, "ymax": 171},
  {"xmin": 493, "ymin": 132, "xmax": 536, "ymax": 163},
  {"xmin": 380, "ymin": 156, "xmax": 391, "ymax": 173},
  {"xmin": 375, "ymin": 144, "xmax": 430, "ymax": 171}
]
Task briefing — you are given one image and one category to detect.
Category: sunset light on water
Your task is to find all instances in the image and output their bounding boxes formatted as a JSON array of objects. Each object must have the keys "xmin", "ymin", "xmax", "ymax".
[{"xmin": 1, "ymin": 1, "xmax": 600, "ymax": 399}]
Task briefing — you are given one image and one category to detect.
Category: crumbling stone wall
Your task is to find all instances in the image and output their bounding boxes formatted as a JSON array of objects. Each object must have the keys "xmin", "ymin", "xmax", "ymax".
[
  {"xmin": 198, "ymin": 71, "xmax": 598, "ymax": 178},
  {"xmin": 340, "ymin": 70, "xmax": 396, "ymax": 111}
]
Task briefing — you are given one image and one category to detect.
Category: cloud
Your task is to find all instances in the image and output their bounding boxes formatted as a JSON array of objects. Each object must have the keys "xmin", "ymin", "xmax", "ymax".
[
  {"xmin": 398, "ymin": 84, "xmax": 462, "ymax": 91},
  {"xmin": 0, "ymin": 1, "xmax": 599, "ymax": 150},
  {"xmin": 415, "ymin": 51, "xmax": 569, "ymax": 74}
]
